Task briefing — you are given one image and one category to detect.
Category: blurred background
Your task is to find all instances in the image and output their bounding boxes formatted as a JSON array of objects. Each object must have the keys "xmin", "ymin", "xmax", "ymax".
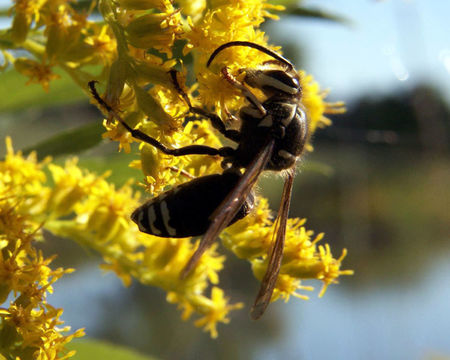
[{"xmin": 1, "ymin": 0, "xmax": 449, "ymax": 359}]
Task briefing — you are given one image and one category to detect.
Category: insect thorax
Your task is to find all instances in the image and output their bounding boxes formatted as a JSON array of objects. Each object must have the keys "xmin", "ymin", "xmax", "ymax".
[{"xmin": 234, "ymin": 96, "xmax": 308, "ymax": 171}]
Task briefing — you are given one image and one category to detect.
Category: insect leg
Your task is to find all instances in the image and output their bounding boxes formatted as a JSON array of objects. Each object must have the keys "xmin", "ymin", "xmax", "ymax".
[
  {"xmin": 220, "ymin": 67, "xmax": 266, "ymax": 116},
  {"xmin": 165, "ymin": 166, "xmax": 196, "ymax": 179},
  {"xmin": 222, "ymin": 102, "xmax": 240, "ymax": 124},
  {"xmin": 89, "ymin": 81, "xmax": 235, "ymax": 157},
  {"xmin": 168, "ymin": 70, "xmax": 241, "ymax": 142}
]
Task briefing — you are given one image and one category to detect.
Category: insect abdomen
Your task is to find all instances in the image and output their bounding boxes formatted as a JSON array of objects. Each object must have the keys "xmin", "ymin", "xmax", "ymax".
[{"xmin": 131, "ymin": 172, "xmax": 254, "ymax": 238}]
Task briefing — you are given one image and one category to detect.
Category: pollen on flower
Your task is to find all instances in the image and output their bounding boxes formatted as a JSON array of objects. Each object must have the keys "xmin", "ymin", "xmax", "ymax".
[
  {"xmin": 183, "ymin": 1, "xmax": 285, "ymax": 111},
  {"xmin": 84, "ymin": 25, "xmax": 117, "ymax": 65},
  {"xmin": 0, "ymin": 138, "xmax": 84, "ymax": 359},
  {"xmin": 317, "ymin": 246, "xmax": 354, "ymax": 297},
  {"xmin": 119, "ymin": 0, "xmax": 184, "ymax": 57},
  {"xmin": 272, "ymin": 276, "xmax": 313, "ymax": 302},
  {"xmin": 14, "ymin": 58, "xmax": 60, "ymax": 92},
  {"xmin": 102, "ymin": 119, "xmax": 134, "ymax": 153},
  {"xmin": 223, "ymin": 197, "xmax": 352, "ymax": 306},
  {"xmin": 46, "ymin": 158, "xmax": 106, "ymax": 218},
  {"xmin": 193, "ymin": 287, "xmax": 244, "ymax": 338}
]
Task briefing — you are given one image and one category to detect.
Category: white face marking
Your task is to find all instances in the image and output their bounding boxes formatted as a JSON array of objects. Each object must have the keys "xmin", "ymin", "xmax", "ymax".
[
  {"xmin": 160, "ymin": 201, "xmax": 177, "ymax": 236},
  {"xmin": 297, "ymin": 107, "xmax": 307, "ymax": 122},
  {"xmin": 278, "ymin": 149, "xmax": 295, "ymax": 160},
  {"xmin": 260, "ymin": 73, "xmax": 298, "ymax": 95},
  {"xmin": 281, "ymin": 103, "xmax": 297, "ymax": 126},
  {"xmin": 241, "ymin": 105, "xmax": 263, "ymax": 119},
  {"xmin": 148, "ymin": 204, "xmax": 162, "ymax": 235},
  {"xmin": 258, "ymin": 114, "xmax": 273, "ymax": 127},
  {"xmin": 137, "ymin": 211, "xmax": 144, "ymax": 228}
]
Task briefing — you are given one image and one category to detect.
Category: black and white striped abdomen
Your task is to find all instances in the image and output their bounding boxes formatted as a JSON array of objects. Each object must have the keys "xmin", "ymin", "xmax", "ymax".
[{"xmin": 131, "ymin": 172, "xmax": 254, "ymax": 238}]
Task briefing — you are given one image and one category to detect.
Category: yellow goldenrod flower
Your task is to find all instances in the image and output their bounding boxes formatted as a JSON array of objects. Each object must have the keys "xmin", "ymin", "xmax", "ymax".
[
  {"xmin": 300, "ymin": 71, "xmax": 346, "ymax": 136},
  {"xmin": 224, "ymin": 200, "xmax": 353, "ymax": 303},
  {"xmin": 192, "ymin": 287, "xmax": 244, "ymax": 339},
  {"xmin": 10, "ymin": 0, "xmax": 46, "ymax": 43},
  {"xmin": 1, "ymin": 136, "xmax": 243, "ymax": 339},
  {"xmin": 176, "ymin": 0, "xmax": 206, "ymax": 19},
  {"xmin": 111, "ymin": 0, "xmax": 183, "ymax": 57},
  {"xmin": 124, "ymin": 11, "xmax": 183, "ymax": 55},
  {"xmin": 3, "ymin": 0, "xmax": 353, "ymax": 338},
  {"xmin": 13, "ymin": 58, "xmax": 60, "ymax": 92},
  {"xmin": 0, "ymin": 138, "xmax": 84, "ymax": 359},
  {"xmin": 76, "ymin": 25, "xmax": 117, "ymax": 66},
  {"xmin": 117, "ymin": 0, "xmax": 167, "ymax": 10},
  {"xmin": 87, "ymin": 0, "xmax": 352, "ymax": 335},
  {"xmin": 46, "ymin": 158, "xmax": 105, "ymax": 219},
  {"xmin": 0, "ymin": 303, "xmax": 84, "ymax": 360}
]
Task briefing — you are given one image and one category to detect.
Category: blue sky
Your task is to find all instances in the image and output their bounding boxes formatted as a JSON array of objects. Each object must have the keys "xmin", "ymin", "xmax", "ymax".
[{"xmin": 274, "ymin": 0, "xmax": 450, "ymax": 103}]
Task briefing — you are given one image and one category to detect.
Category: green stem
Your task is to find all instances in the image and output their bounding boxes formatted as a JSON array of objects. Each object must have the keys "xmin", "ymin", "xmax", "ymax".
[{"xmin": 22, "ymin": 39, "xmax": 45, "ymax": 58}]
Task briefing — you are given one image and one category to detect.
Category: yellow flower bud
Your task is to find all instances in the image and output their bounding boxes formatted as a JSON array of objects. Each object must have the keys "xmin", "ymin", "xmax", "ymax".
[
  {"xmin": 0, "ymin": 283, "xmax": 11, "ymax": 304},
  {"xmin": 140, "ymin": 143, "xmax": 160, "ymax": 180},
  {"xmin": 133, "ymin": 61, "xmax": 173, "ymax": 87},
  {"xmin": 117, "ymin": 0, "xmax": 165, "ymax": 10},
  {"xmin": 14, "ymin": 58, "xmax": 59, "ymax": 92},
  {"xmin": 125, "ymin": 12, "xmax": 182, "ymax": 54},
  {"xmin": 106, "ymin": 58, "xmax": 129, "ymax": 104},
  {"xmin": 134, "ymin": 85, "xmax": 173, "ymax": 125},
  {"xmin": 11, "ymin": 11, "xmax": 29, "ymax": 43},
  {"xmin": 45, "ymin": 23, "xmax": 66, "ymax": 59}
]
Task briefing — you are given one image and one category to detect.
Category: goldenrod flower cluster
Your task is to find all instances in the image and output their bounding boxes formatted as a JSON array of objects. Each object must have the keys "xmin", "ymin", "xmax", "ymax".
[
  {"xmin": 2, "ymin": 0, "xmax": 353, "ymax": 339},
  {"xmin": 0, "ymin": 137, "xmax": 239, "ymax": 341},
  {"xmin": 0, "ymin": 138, "xmax": 84, "ymax": 360}
]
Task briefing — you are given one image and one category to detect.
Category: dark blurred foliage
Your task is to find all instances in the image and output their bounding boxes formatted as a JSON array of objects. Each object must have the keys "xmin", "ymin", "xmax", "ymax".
[
  {"xmin": 273, "ymin": 84, "xmax": 450, "ymax": 287},
  {"xmin": 319, "ymin": 85, "xmax": 450, "ymax": 152}
]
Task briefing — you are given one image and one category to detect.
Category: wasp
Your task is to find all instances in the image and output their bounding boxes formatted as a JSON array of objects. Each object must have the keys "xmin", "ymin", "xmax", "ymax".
[{"xmin": 89, "ymin": 41, "xmax": 308, "ymax": 319}]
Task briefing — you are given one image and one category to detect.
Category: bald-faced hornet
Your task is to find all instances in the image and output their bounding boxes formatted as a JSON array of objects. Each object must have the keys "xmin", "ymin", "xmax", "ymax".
[
  {"xmin": 89, "ymin": 41, "xmax": 308, "ymax": 320},
  {"xmin": 130, "ymin": 170, "xmax": 255, "ymax": 238}
]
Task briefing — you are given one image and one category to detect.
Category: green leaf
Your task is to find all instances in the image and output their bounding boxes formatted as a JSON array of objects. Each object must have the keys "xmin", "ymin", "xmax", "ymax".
[
  {"xmin": 0, "ymin": 8, "xmax": 9, "ymax": 17},
  {"xmin": 268, "ymin": 0, "xmax": 298, "ymax": 6},
  {"xmin": 71, "ymin": 0, "xmax": 100, "ymax": 13},
  {"xmin": 0, "ymin": 68, "xmax": 86, "ymax": 112},
  {"xmin": 78, "ymin": 151, "xmax": 141, "ymax": 187},
  {"xmin": 303, "ymin": 160, "xmax": 335, "ymax": 177},
  {"xmin": 21, "ymin": 122, "xmax": 104, "ymax": 160},
  {"xmin": 0, "ymin": 0, "xmax": 98, "ymax": 17},
  {"xmin": 67, "ymin": 339, "xmax": 159, "ymax": 360},
  {"xmin": 283, "ymin": 6, "xmax": 353, "ymax": 26}
]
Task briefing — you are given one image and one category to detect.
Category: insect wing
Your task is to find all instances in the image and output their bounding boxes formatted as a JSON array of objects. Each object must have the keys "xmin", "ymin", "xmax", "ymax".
[
  {"xmin": 181, "ymin": 140, "xmax": 275, "ymax": 279},
  {"xmin": 250, "ymin": 169, "xmax": 295, "ymax": 320}
]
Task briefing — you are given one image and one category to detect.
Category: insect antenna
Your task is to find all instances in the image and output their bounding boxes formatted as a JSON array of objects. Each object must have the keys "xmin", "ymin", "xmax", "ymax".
[{"xmin": 207, "ymin": 41, "xmax": 294, "ymax": 70}]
